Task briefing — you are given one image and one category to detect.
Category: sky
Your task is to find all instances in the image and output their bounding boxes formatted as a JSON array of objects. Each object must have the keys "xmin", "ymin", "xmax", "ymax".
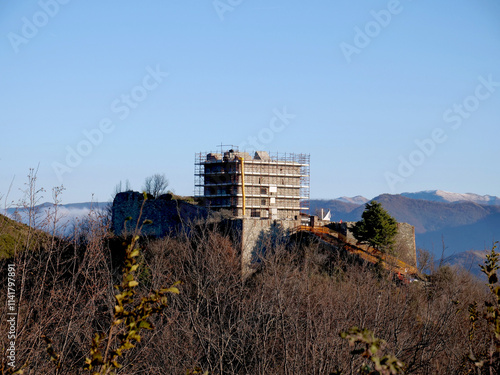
[{"xmin": 1, "ymin": 0, "xmax": 499, "ymax": 205}]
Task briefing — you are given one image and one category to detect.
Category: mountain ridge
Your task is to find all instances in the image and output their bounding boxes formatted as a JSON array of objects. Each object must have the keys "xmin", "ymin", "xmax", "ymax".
[
  {"xmin": 4, "ymin": 191, "xmax": 499, "ymax": 263},
  {"xmin": 400, "ymin": 190, "xmax": 500, "ymax": 206},
  {"xmin": 310, "ymin": 193, "xmax": 500, "ymax": 260}
]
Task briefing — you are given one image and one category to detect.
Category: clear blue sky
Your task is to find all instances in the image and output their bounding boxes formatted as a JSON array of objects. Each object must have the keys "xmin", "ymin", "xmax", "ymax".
[{"xmin": 1, "ymin": 0, "xmax": 499, "ymax": 205}]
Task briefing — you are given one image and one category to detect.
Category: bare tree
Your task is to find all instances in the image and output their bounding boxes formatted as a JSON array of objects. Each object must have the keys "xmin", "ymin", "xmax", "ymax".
[
  {"xmin": 1, "ymin": 197, "xmax": 496, "ymax": 374},
  {"xmin": 143, "ymin": 173, "xmax": 169, "ymax": 198},
  {"xmin": 111, "ymin": 179, "xmax": 132, "ymax": 201}
]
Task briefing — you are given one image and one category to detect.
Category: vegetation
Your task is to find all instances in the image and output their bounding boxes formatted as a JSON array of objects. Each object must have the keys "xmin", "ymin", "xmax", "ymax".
[
  {"xmin": 335, "ymin": 327, "xmax": 405, "ymax": 375},
  {"xmin": 1, "ymin": 212, "xmax": 496, "ymax": 374},
  {"xmin": 44, "ymin": 233, "xmax": 180, "ymax": 374},
  {"xmin": 468, "ymin": 243, "xmax": 500, "ymax": 373},
  {"xmin": 352, "ymin": 201, "xmax": 398, "ymax": 253},
  {"xmin": 111, "ymin": 180, "xmax": 132, "ymax": 200},
  {"xmin": 1, "ymin": 177, "xmax": 499, "ymax": 374},
  {"xmin": 142, "ymin": 173, "xmax": 169, "ymax": 199},
  {"xmin": 0, "ymin": 214, "xmax": 41, "ymax": 258}
]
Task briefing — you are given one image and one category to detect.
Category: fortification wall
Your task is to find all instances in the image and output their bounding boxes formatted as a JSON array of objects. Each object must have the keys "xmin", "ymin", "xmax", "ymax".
[
  {"xmin": 227, "ymin": 218, "xmax": 298, "ymax": 276},
  {"xmin": 112, "ymin": 191, "xmax": 208, "ymax": 236},
  {"xmin": 393, "ymin": 222, "xmax": 417, "ymax": 267},
  {"xmin": 112, "ymin": 192, "xmax": 416, "ymax": 272},
  {"xmin": 327, "ymin": 221, "xmax": 417, "ymax": 268}
]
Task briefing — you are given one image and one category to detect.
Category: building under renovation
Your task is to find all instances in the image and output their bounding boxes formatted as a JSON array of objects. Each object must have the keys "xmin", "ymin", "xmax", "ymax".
[
  {"xmin": 195, "ymin": 149, "xmax": 310, "ymax": 222},
  {"xmin": 194, "ymin": 148, "xmax": 417, "ymax": 278},
  {"xmin": 195, "ymin": 149, "xmax": 310, "ymax": 275}
]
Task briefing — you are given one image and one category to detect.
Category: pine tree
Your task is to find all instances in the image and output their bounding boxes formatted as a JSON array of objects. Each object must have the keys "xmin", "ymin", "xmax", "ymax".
[{"xmin": 352, "ymin": 201, "xmax": 398, "ymax": 253}]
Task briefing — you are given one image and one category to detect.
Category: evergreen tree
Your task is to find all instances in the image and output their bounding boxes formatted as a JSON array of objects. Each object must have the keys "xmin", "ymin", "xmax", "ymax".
[{"xmin": 352, "ymin": 200, "xmax": 398, "ymax": 252}]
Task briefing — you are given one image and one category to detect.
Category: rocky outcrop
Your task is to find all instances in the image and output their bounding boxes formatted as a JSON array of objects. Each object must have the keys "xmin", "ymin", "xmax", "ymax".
[{"xmin": 111, "ymin": 191, "xmax": 208, "ymax": 236}]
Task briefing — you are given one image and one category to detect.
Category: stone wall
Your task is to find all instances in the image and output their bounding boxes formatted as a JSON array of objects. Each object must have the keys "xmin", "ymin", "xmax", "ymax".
[
  {"xmin": 112, "ymin": 191, "xmax": 300, "ymax": 274},
  {"xmin": 112, "ymin": 192, "xmax": 416, "ymax": 271},
  {"xmin": 111, "ymin": 191, "xmax": 208, "ymax": 236},
  {"xmin": 327, "ymin": 221, "xmax": 417, "ymax": 268},
  {"xmin": 393, "ymin": 222, "xmax": 417, "ymax": 267},
  {"xmin": 327, "ymin": 222, "xmax": 357, "ymax": 243},
  {"xmin": 224, "ymin": 218, "xmax": 298, "ymax": 276}
]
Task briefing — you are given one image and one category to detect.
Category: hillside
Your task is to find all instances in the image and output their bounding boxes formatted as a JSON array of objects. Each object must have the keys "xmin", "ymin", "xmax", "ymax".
[
  {"xmin": 311, "ymin": 194, "xmax": 500, "ymax": 258},
  {"xmin": 358, "ymin": 195, "xmax": 498, "ymax": 234},
  {"xmin": 0, "ymin": 209, "xmax": 493, "ymax": 374},
  {"xmin": 5, "ymin": 193, "xmax": 499, "ymax": 261},
  {"xmin": 440, "ymin": 249, "xmax": 490, "ymax": 278},
  {"xmin": 0, "ymin": 213, "xmax": 50, "ymax": 258}
]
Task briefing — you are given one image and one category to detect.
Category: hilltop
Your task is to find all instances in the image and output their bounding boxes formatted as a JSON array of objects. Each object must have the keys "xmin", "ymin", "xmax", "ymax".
[
  {"xmin": 311, "ymin": 193, "xmax": 500, "ymax": 260},
  {"xmin": 4, "ymin": 190, "xmax": 499, "ymax": 266}
]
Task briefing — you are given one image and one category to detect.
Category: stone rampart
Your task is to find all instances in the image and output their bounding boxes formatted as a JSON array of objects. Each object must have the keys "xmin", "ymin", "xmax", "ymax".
[
  {"xmin": 112, "ymin": 191, "xmax": 208, "ymax": 236},
  {"xmin": 327, "ymin": 221, "xmax": 417, "ymax": 268}
]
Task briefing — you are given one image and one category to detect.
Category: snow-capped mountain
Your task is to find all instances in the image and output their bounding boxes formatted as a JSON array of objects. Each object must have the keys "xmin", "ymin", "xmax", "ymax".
[
  {"xmin": 310, "ymin": 192, "xmax": 500, "ymax": 258},
  {"xmin": 335, "ymin": 195, "xmax": 369, "ymax": 205},
  {"xmin": 401, "ymin": 190, "xmax": 500, "ymax": 206}
]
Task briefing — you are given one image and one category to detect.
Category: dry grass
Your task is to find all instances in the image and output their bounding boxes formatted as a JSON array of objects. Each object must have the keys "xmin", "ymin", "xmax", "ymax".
[{"xmin": 0, "ymin": 212, "xmax": 495, "ymax": 374}]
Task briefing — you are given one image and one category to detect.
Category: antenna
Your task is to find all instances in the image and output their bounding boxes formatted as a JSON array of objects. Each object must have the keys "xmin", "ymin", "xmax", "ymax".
[{"xmin": 218, "ymin": 144, "xmax": 239, "ymax": 154}]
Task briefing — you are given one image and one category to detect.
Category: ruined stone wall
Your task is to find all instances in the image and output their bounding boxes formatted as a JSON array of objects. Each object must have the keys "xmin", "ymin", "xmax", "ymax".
[
  {"xmin": 112, "ymin": 191, "xmax": 208, "ymax": 236},
  {"xmin": 327, "ymin": 221, "xmax": 417, "ymax": 268},
  {"xmin": 112, "ymin": 191, "xmax": 416, "ymax": 272},
  {"xmin": 393, "ymin": 222, "xmax": 417, "ymax": 267},
  {"xmin": 327, "ymin": 222, "xmax": 357, "ymax": 243},
  {"xmin": 227, "ymin": 218, "xmax": 298, "ymax": 276}
]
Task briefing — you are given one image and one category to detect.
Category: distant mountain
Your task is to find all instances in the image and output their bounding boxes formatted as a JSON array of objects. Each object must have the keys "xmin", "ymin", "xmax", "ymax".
[
  {"xmin": 439, "ymin": 250, "xmax": 490, "ymax": 279},
  {"xmin": 309, "ymin": 200, "xmax": 361, "ymax": 222},
  {"xmin": 2, "ymin": 202, "xmax": 110, "ymax": 236},
  {"xmin": 311, "ymin": 194, "xmax": 500, "ymax": 258},
  {"xmin": 401, "ymin": 190, "xmax": 500, "ymax": 206},
  {"xmin": 358, "ymin": 194, "xmax": 498, "ymax": 233},
  {"xmin": 5, "ymin": 192, "xmax": 500, "ymax": 261},
  {"xmin": 335, "ymin": 195, "xmax": 369, "ymax": 205}
]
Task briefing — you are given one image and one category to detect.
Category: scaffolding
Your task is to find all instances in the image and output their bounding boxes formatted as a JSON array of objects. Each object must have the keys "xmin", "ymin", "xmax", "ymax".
[{"xmin": 195, "ymin": 150, "xmax": 310, "ymax": 220}]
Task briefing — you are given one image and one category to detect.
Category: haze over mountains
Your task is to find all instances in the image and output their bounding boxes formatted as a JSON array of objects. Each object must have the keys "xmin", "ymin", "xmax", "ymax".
[
  {"xmin": 2, "ymin": 202, "xmax": 109, "ymax": 236},
  {"xmin": 3, "ymin": 190, "xmax": 499, "ymax": 273}
]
